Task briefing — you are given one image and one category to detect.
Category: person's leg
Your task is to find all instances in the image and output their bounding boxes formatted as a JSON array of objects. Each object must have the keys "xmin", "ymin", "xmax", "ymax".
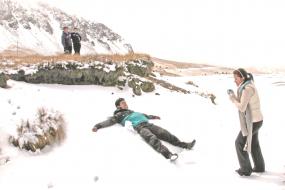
[
  {"xmin": 136, "ymin": 126, "xmax": 173, "ymax": 159},
  {"xmin": 77, "ymin": 44, "xmax": 81, "ymax": 55},
  {"xmin": 64, "ymin": 46, "xmax": 69, "ymax": 54},
  {"xmin": 251, "ymin": 121, "xmax": 265, "ymax": 172},
  {"xmin": 235, "ymin": 131, "xmax": 252, "ymax": 175},
  {"xmin": 68, "ymin": 46, "xmax": 72, "ymax": 54},
  {"xmin": 74, "ymin": 44, "xmax": 79, "ymax": 54},
  {"xmin": 147, "ymin": 124, "xmax": 195, "ymax": 149}
]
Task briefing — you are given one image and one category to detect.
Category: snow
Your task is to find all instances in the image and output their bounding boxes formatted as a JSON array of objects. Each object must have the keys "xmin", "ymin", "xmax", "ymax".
[
  {"xmin": 0, "ymin": 0, "xmax": 131, "ymax": 55},
  {"xmin": 0, "ymin": 74, "xmax": 285, "ymax": 190}
]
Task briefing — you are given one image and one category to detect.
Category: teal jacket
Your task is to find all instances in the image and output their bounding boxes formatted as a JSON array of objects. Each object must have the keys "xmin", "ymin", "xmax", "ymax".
[{"xmin": 121, "ymin": 112, "xmax": 149, "ymax": 127}]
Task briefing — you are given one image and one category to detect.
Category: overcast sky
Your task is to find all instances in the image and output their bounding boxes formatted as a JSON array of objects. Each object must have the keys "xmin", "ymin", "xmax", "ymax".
[{"xmin": 22, "ymin": 0, "xmax": 285, "ymax": 68}]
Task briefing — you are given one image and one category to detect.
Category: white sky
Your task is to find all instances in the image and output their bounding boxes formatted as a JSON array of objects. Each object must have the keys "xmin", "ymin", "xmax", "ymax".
[{"xmin": 20, "ymin": 0, "xmax": 285, "ymax": 68}]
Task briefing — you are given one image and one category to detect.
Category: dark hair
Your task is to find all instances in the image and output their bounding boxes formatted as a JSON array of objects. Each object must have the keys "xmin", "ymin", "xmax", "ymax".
[
  {"xmin": 63, "ymin": 26, "xmax": 68, "ymax": 30},
  {"xmin": 233, "ymin": 68, "xmax": 254, "ymax": 82},
  {"xmin": 115, "ymin": 98, "xmax": 125, "ymax": 107}
]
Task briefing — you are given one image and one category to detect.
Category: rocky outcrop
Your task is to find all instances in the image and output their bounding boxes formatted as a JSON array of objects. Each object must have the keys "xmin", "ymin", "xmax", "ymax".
[
  {"xmin": 10, "ymin": 62, "xmax": 125, "ymax": 86},
  {"xmin": 7, "ymin": 59, "xmax": 156, "ymax": 95}
]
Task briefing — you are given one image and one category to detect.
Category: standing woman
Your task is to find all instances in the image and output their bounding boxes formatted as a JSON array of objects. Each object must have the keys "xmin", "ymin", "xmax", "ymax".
[{"xmin": 229, "ymin": 68, "xmax": 265, "ymax": 176}]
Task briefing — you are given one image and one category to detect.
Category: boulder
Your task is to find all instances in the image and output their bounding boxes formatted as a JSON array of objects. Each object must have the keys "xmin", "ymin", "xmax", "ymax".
[
  {"xmin": 140, "ymin": 81, "xmax": 155, "ymax": 92},
  {"xmin": 0, "ymin": 73, "xmax": 7, "ymax": 88}
]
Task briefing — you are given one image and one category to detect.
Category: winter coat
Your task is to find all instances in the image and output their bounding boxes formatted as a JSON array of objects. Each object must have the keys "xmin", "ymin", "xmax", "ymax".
[
  {"xmin": 61, "ymin": 32, "xmax": 72, "ymax": 48},
  {"xmin": 94, "ymin": 109, "xmax": 157, "ymax": 130},
  {"xmin": 232, "ymin": 80, "xmax": 263, "ymax": 153},
  {"xmin": 71, "ymin": 32, "xmax": 81, "ymax": 45}
]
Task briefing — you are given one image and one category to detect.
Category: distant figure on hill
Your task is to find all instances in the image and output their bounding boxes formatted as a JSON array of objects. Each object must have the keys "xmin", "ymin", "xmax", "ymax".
[
  {"xmin": 71, "ymin": 27, "xmax": 82, "ymax": 55},
  {"xmin": 92, "ymin": 98, "xmax": 196, "ymax": 161},
  {"xmin": 61, "ymin": 26, "xmax": 72, "ymax": 54}
]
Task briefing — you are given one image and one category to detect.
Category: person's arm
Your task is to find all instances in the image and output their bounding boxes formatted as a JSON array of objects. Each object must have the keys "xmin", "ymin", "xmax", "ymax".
[
  {"xmin": 143, "ymin": 114, "xmax": 160, "ymax": 120},
  {"xmin": 232, "ymin": 87, "xmax": 254, "ymax": 112},
  {"xmin": 61, "ymin": 34, "xmax": 65, "ymax": 47},
  {"xmin": 92, "ymin": 116, "xmax": 117, "ymax": 132},
  {"xmin": 79, "ymin": 33, "xmax": 82, "ymax": 41}
]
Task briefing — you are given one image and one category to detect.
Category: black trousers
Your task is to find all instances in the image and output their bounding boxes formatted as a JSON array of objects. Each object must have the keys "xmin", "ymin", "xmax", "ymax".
[
  {"xmin": 73, "ymin": 44, "xmax": 81, "ymax": 54},
  {"xmin": 135, "ymin": 123, "xmax": 186, "ymax": 158},
  {"xmin": 64, "ymin": 46, "xmax": 72, "ymax": 54},
  {"xmin": 235, "ymin": 120, "xmax": 265, "ymax": 172}
]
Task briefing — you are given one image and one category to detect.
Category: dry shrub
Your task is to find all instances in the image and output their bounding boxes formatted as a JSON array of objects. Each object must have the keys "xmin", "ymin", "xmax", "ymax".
[
  {"xmin": 0, "ymin": 52, "xmax": 151, "ymax": 69},
  {"xmin": 10, "ymin": 107, "xmax": 66, "ymax": 152}
]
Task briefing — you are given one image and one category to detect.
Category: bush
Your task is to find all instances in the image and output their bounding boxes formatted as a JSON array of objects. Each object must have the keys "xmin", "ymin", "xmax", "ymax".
[{"xmin": 10, "ymin": 107, "xmax": 66, "ymax": 152}]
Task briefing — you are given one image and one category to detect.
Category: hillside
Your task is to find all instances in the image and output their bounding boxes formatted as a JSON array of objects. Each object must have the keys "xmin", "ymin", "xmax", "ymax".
[{"xmin": 0, "ymin": 0, "xmax": 133, "ymax": 55}]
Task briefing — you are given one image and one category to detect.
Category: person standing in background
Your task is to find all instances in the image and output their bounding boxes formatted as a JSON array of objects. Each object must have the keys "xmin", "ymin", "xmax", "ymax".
[
  {"xmin": 71, "ymin": 27, "xmax": 82, "ymax": 55},
  {"xmin": 61, "ymin": 26, "xmax": 72, "ymax": 54}
]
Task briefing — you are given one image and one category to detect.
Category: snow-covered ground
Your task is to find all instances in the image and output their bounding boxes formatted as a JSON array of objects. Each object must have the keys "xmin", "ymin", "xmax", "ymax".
[{"xmin": 0, "ymin": 74, "xmax": 284, "ymax": 190}]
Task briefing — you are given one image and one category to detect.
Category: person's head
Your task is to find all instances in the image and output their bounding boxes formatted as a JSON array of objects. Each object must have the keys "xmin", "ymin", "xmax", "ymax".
[
  {"xmin": 115, "ymin": 98, "xmax": 128, "ymax": 109},
  {"xmin": 73, "ymin": 27, "xmax": 78, "ymax": 32},
  {"xmin": 63, "ymin": 26, "xmax": 69, "ymax": 33},
  {"xmin": 233, "ymin": 68, "xmax": 254, "ymax": 86}
]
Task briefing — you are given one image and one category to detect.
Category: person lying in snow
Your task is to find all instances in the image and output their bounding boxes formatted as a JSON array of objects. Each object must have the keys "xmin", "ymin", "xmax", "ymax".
[{"xmin": 92, "ymin": 98, "xmax": 196, "ymax": 161}]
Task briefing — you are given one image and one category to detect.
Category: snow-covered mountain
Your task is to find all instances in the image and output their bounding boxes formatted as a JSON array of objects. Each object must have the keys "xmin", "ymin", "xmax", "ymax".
[{"xmin": 0, "ymin": 0, "xmax": 133, "ymax": 55}]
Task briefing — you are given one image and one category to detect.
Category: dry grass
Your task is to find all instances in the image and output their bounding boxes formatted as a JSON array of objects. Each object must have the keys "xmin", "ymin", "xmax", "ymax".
[{"xmin": 0, "ymin": 52, "xmax": 151, "ymax": 68}]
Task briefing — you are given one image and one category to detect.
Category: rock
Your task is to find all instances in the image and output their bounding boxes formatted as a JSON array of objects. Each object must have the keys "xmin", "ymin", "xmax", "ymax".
[
  {"xmin": 126, "ymin": 60, "xmax": 154, "ymax": 77},
  {"xmin": 186, "ymin": 80, "xmax": 199, "ymax": 88},
  {"xmin": 132, "ymin": 85, "xmax": 142, "ymax": 96},
  {"xmin": 94, "ymin": 176, "xmax": 99, "ymax": 182},
  {"xmin": 209, "ymin": 94, "xmax": 216, "ymax": 105},
  {"xmin": 127, "ymin": 78, "xmax": 140, "ymax": 88},
  {"xmin": 140, "ymin": 81, "xmax": 155, "ymax": 92},
  {"xmin": 155, "ymin": 93, "xmax": 160, "ymax": 96},
  {"xmin": 0, "ymin": 73, "xmax": 7, "ymax": 88}
]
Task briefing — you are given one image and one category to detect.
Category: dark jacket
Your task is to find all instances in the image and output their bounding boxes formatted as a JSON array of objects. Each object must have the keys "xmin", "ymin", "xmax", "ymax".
[
  {"xmin": 61, "ymin": 32, "xmax": 72, "ymax": 47},
  {"xmin": 94, "ymin": 109, "xmax": 157, "ymax": 130},
  {"xmin": 71, "ymin": 32, "xmax": 81, "ymax": 45}
]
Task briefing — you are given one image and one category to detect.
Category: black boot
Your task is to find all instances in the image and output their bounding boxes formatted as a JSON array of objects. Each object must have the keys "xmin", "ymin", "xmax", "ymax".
[
  {"xmin": 252, "ymin": 167, "xmax": 265, "ymax": 173},
  {"xmin": 235, "ymin": 169, "xmax": 252, "ymax": 176},
  {"xmin": 186, "ymin": 139, "xmax": 196, "ymax": 149},
  {"xmin": 179, "ymin": 139, "xmax": 196, "ymax": 150}
]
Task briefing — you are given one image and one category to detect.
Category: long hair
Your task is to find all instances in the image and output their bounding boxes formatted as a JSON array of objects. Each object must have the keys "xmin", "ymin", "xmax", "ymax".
[{"xmin": 233, "ymin": 68, "xmax": 254, "ymax": 83}]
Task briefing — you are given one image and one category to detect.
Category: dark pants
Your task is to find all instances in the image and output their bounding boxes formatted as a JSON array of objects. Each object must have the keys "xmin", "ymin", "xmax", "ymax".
[
  {"xmin": 64, "ymin": 46, "xmax": 72, "ymax": 54},
  {"xmin": 73, "ymin": 44, "xmax": 81, "ymax": 54},
  {"xmin": 235, "ymin": 120, "xmax": 265, "ymax": 172},
  {"xmin": 135, "ymin": 123, "xmax": 187, "ymax": 159}
]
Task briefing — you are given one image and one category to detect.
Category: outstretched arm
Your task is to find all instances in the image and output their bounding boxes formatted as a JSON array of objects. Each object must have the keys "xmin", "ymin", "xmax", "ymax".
[
  {"xmin": 92, "ymin": 116, "xmax": 117, "ymax": 132},
  {"xmin": 143, "ymin": 114, "xmax": 160, "ymax": 120}
]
